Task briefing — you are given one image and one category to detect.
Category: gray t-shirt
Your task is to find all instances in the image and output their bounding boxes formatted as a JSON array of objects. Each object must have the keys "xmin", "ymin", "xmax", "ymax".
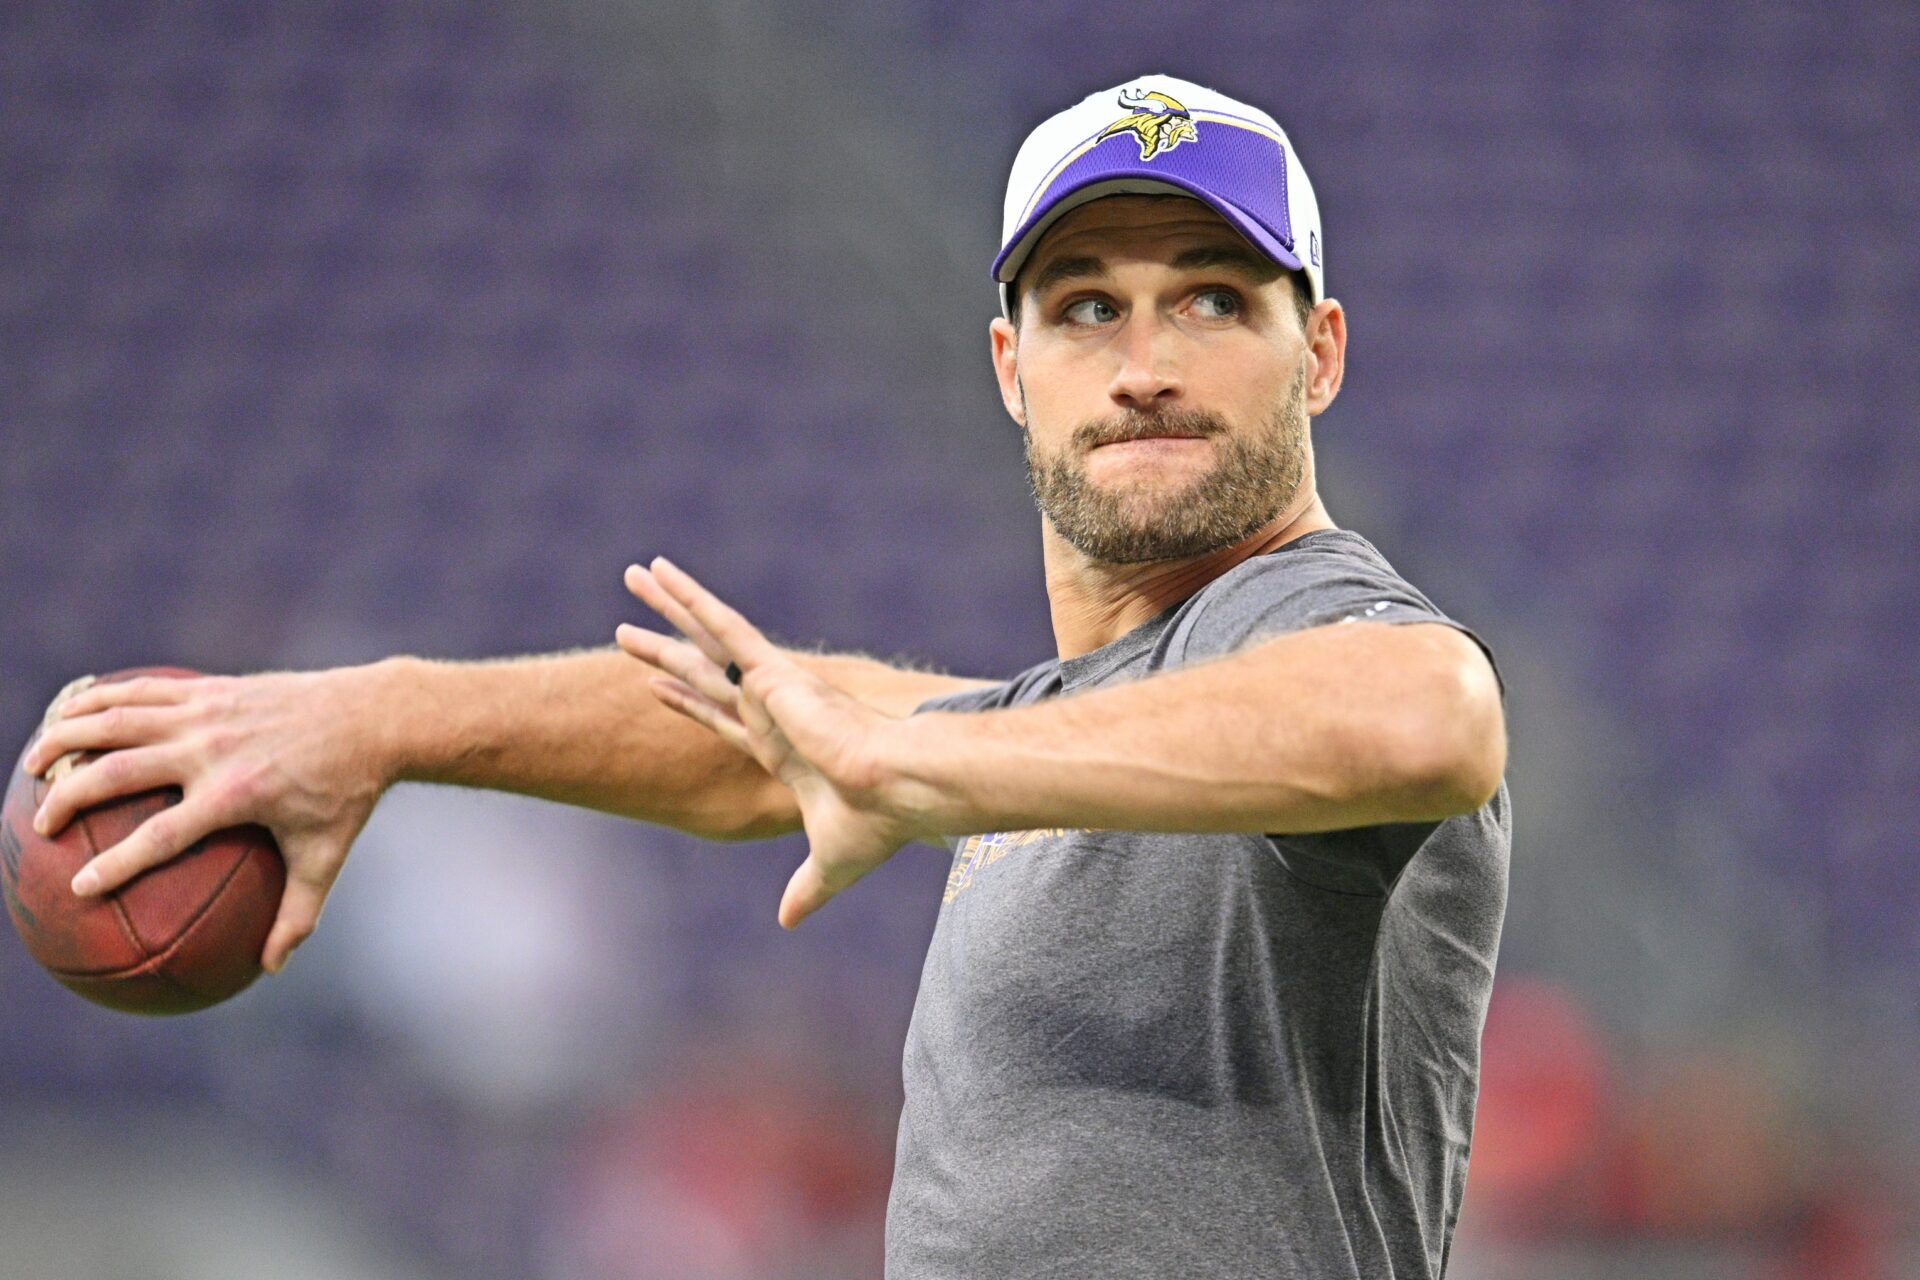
[{"xmin": 885, "ymin": 529, "xmax": 1511, "ymax": 1279}]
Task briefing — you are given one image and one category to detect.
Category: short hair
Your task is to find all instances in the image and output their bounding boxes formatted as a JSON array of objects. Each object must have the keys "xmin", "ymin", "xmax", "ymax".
[{"xmin": 1010, "ymin": 266, "xmax": 1315, "ymax": 333}]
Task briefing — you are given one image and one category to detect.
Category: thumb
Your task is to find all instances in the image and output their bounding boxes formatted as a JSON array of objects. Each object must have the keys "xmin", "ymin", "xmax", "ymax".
[
  {"xmin": 777, "ymin": 853, "xmax": 835, "ymax": 931},
  {"xmin": 261, "ymin": 844, "xmax": 340, "ymax": 974}
]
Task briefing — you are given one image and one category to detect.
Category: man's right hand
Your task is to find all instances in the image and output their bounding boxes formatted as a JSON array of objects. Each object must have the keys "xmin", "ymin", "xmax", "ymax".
[{"xmin": 21, "ymin": 666, "xmax": 395, "ymax": 974}]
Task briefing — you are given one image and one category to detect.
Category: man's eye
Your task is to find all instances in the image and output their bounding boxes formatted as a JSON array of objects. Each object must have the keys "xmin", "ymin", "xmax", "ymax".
[
  {"xmin": 1192, "ymin": 289, "xmax": 1240, "ymax": 319},
  {"xmin": 1063, "ymin": 298, "xmax": 1117, "ymax": 325}
]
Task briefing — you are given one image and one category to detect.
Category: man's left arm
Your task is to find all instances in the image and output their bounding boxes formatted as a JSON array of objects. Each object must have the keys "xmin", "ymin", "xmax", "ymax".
[
  {"xmin": 897, "ymin": 619, "xmax": 1506, "ymax": 839},
  {"xmin": 615, "ymin": 558, "xmax": 1504, "ymax": 928}
]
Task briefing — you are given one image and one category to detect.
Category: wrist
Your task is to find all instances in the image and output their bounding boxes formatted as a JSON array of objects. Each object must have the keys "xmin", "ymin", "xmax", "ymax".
[
  {"xmin": 337, "ymin": 655, "xmax": 426, "ymax": 788},
  {"xmin": 885, "ymin": 711, "xmax": 988, "ymax": 839}
]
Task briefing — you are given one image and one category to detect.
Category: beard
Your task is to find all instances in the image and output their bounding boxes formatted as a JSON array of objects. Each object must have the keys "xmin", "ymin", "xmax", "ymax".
[{"xmin": 1020, "ymin": 367, "xmax": 1309, "ymax": 564}]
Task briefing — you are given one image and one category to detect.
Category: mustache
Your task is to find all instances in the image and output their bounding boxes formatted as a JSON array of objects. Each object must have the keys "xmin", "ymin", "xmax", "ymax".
[{"xmin": 1071, "ymin": 407, "xmax": 1227, "ymax": 450}]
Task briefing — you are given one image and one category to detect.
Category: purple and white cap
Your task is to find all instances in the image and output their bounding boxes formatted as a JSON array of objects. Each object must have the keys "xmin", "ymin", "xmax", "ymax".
[{"xmin": 993, "ymin": 74, "xmax": 1324, "ymax": 320}]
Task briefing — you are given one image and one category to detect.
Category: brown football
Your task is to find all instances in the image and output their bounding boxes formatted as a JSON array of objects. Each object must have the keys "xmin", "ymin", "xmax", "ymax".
[{"xmin": 1, "ymin": 667, "xmax": 286, "ymax": 1015}]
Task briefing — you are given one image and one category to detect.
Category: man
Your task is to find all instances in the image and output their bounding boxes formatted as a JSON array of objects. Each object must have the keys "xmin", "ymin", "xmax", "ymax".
[{"xmin": 27, "ymin": 75, "xmax": 1508, "ymax": 1278}]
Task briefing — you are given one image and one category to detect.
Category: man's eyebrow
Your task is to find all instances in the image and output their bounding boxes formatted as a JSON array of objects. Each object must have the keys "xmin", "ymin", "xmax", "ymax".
[
  {"xmin": 1167, "ymin": 245, "xmax": 1284, "ymax": 281},
  {"xmin": 1026, "ymin": 254, "xmax": 1105, "ymax": 298},
  {"xmin": 1024, "ymin": 244, "xmax": 1283, "ymax": 299}
]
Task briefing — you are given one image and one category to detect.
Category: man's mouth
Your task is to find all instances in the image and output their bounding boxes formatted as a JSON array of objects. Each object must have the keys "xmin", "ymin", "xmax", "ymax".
[{"xmin": 1090, "ymin": 433, "xmax": 1211, "ymax": 449}]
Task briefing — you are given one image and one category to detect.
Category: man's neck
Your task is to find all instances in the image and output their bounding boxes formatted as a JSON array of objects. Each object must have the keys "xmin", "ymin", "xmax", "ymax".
[{"xmin": 1043, "ymin": 493, "xmax": 1336, "ymax": 660}]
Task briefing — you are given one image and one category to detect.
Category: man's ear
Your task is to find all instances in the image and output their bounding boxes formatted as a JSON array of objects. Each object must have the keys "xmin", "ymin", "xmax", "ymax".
[
  {"xmin": 1303, "ymin": 299, "xmax": 1347, "ymax": 417},
  {"xmin": 989, "ymin": 315, "xmax": 1026, "ymax": 428}
]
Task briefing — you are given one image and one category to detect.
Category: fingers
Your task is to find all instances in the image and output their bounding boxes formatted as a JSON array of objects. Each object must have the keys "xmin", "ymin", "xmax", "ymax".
[
  {"xmin": 24, "ymin": 704, "xmax": 185, "ymax": 778},
  {"xmin": 615, "ymin": 622, "xmax": 740, "ymax": 709},
  {"xmin": 69, "ymin": 789, "xmax": 224, "ymax": 897},
  {"xmin": 646, "ymin": 677, "xmax": 757, "ymax": 757},
  {"xmin": 57, "ymin": 674, "xmax": 195, "ymax": 721},
  {"xmin": 624, "ymin": 564, "xmax": 731, "ymax": 669},
  {"xmin": 617, "ymin": 622, "xmax": 766, "ymax": 762},
  {"xmin": 616, "ymin": 617, "xmax": 789, "ymax": 759},
  {"xmin": 623, "ymin": 557, "xmax": 785, "ymax": 699},
  {"xmin": 647, "ymin": 556, "xmax": 783, "ymax": 673},
  {"xmin": 33, "ymin": 746, "xmax": 181, "ymax": 838},
  {"xmin": 39, "ymin": 674, "xmax": 96, "ymax": 731},
  {"xmin": 261, "ymin": 871, "xmax": 329, "ymax": 975}
]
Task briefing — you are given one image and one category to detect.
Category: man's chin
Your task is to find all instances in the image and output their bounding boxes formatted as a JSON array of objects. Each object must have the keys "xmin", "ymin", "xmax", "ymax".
[
  {"xmin": 1082, "ymin": 462, "xmax": 1198, "ymax": 498},
  {"xmin": 1086, "ymin": 478, "xmax": 1211, "ymax": 521},
  {"xmin": 1053, "ymin": 509, "xmax": 1250, "ymax": 564}
]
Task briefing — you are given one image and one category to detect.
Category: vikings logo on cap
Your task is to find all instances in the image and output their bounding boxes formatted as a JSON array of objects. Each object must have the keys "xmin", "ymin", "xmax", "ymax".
[
  {"xmin": 993, "ymin": 75, "xmax": 1328, "ymax": 319},
  {"xmin": 1095, "ymin": 88, "xmax": 1198, "ymax": 162}
]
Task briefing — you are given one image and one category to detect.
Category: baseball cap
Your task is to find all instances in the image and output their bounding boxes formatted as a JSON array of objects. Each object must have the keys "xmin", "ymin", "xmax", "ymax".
[{"xmin": 993, "ymin": 74, "xmax": 1324, "ymax": 321}]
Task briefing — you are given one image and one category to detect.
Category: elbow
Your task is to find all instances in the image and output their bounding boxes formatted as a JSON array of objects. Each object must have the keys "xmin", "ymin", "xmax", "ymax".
[
  {"xmin": 678, "ymin": 776, "xmax": 802, "ymax": 843},
  {"xmin": 1416, "ymin": 721, "xmax": 1506, "ymax": 817},
  {"xmin": 1384, "ymin": 650, "xmax": 1507, "ymax": 819},
  {"xmin": 680, "ymin": 811, "xmax": 787, "ymax": 843}
]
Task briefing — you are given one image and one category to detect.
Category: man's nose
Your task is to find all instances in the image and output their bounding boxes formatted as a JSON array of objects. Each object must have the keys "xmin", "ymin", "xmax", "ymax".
[{"xmin": 1106, "ymin": 311, "xmax": 1182, "ymax": 408}]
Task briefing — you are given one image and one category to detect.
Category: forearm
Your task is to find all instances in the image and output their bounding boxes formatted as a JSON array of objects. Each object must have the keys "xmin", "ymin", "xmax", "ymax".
[
  {"xmin": 362, "ymin": 647, "xmax": 987, "ymax": 840},
  {"xmin": 900, "ymin": 622, "xmax": 1505, "ymax": 838}
]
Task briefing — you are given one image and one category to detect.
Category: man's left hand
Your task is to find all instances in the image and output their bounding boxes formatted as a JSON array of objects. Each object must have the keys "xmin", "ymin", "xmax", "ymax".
[{"xmin": 616, "ymin": 556, "xmax": 944, "ymax": 928}]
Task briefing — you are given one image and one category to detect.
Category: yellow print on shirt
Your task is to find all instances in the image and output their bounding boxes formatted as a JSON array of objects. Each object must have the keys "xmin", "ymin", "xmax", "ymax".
[{"xmin": 943, "ymin": 828, "xmax": 1094, "ymax": 902}]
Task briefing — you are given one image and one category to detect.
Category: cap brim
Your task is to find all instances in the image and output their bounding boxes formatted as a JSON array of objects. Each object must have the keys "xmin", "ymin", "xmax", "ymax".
[{"xmin": 993, "ymin": 174, "xmax": 1304, "ymax": 317}]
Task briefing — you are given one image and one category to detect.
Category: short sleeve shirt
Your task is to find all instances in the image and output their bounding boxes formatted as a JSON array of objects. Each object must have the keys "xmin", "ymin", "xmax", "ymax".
[{"xmin": 884, "ymin": 529, "xmax": 1512, "ymax": 1280}]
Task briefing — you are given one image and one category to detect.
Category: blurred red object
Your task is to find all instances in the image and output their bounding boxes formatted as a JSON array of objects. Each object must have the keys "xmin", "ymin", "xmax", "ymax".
[
  {"xmin": 1466, "ymin": 976, "xmax": 1609, "ymax": 1231},
  {"xmin": 548, "ymin": 1052, "xmax": 892, "ymax": 1280},
  {"xmin": 1765, "ymin": 1184, "xmax": 1900, "ymax": 1280},
  {"xmin": 1597, "ymin": 1049, "xmax": 1793, "ymax": 1236}
]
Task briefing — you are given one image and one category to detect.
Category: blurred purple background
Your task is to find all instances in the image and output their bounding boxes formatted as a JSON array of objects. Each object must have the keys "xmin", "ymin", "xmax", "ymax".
[{"xmin": 1, "ymin": 1, "xmax": 1914, "ymax": 1276}]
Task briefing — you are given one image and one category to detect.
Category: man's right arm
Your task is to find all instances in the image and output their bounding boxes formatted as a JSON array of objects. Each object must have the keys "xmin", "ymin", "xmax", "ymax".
[
  {"xmin": 371, "ymin": 647, "xmax": 993, "ymax": 840},
  {"xmin": 23, "ymin": 646, "xmax": 994, "ymax": 970}
]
